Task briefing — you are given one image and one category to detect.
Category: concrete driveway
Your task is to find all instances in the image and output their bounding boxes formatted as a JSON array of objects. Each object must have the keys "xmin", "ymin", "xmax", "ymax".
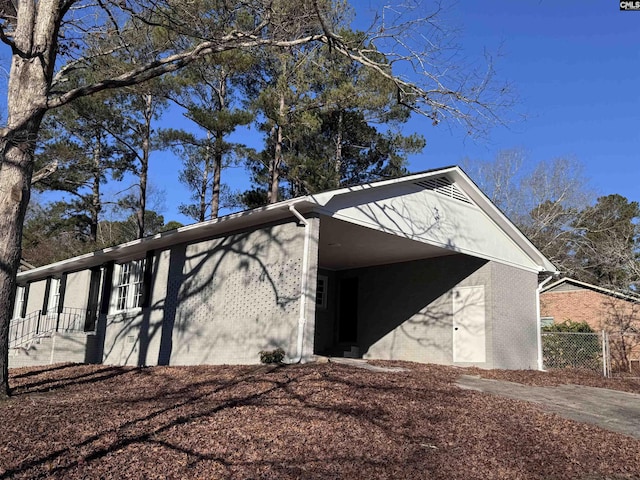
[{"xmin": 456, "ymin": 375, "xmax": 640, "ymax": 440}]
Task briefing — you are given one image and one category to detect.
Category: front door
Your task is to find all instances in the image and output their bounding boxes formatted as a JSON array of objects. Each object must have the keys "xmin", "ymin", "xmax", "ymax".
[{"xmin": 338, "ymin": 277, "xmax": 358, "ymax": 344}]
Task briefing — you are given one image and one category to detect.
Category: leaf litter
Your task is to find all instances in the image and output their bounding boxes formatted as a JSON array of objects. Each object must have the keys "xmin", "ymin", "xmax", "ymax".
[{"xmin": 0, "ymin": 362, "xmax": 638, "ymax": 479}]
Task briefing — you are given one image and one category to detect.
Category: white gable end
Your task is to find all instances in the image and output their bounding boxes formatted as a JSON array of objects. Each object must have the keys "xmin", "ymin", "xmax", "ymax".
[{"xmin": 317, "ymin": 179, "xmax": 542, "ymax": 272}]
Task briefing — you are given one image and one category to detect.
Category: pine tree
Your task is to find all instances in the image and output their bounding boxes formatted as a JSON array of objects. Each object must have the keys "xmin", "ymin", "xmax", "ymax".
[{"xmin": 161, "ymin": 52, "xmax": 253, "ymax": 221}]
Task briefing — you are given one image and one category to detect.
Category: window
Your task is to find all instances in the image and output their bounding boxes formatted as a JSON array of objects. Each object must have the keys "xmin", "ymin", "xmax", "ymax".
[
  {"xmin": 541, "ymin": 317, "xmax": 554, "ymax": 328},
  {"xmin": 48, "ymin": 278, "xmax": 61, "ymax": 315},
  {"xmin": 316, "ymin": 275, "xmax": 328, "ymax": 309},
  {"xmin": 115, "ymin": 260, "xmax": 144, "ymax": 312},
  {"xmin": 13, "ymin": 286, "xmax": 25, "ymax": 319}
]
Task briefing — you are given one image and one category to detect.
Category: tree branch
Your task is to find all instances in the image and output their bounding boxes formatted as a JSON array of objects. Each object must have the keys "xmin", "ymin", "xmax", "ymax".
[
  {"xmin": 46, "ymin": 33, "xmax": 326, "ymax": 110},
  {"xmin": 51, "ymin": 46, "xmax": 125, "ymax": 89},
  {"xmin": 0, "ymin": 23, "xmax": 17, "ymax": 51},
  {"xmin": 30, "ymin": 160, "xmax": 58, "ymax": 185}
]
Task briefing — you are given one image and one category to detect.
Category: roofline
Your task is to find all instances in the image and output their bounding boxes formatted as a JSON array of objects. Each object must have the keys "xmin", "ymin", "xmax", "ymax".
[
  {"xmin": 308, "ymin": 166, "xmax": 460, "ymax": 205},
  {"xmin": 18, "ymin": 196, "xmax": 317, "ymax": 283},
  {"xmin": 447, "ymin": 167, "xmax": 558, "ymax": 273},
  {"xmin": 18, "ymin": 164, "xmax": 558, "ymax": 281},
  {"xmin": 311, "ymin": 166, "xmax": 556, "ymax": 273},
  {"xmin": 542, "ymin": 277, "xmax": 640, "ymax": 302}
]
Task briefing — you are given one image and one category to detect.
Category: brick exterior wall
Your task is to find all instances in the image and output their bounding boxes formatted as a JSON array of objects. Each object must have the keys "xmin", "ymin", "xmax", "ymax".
[
  {"xmin": 12, "ymin": 215, "xmax": 542, "ymax": 371},
  {"xmin": 100, "ymin": 218, "xmax": 318, "ymax": 366},
  {"xmin": 540, "ymin": 288, "xmax": 639, "ymax": 331},
  {"xmin": 491, "ymin": 262, "xmax": 538, "ymax": 370},
  {"xmin": 540, "ymin": 284, "xmax": 640, "ymax": 369}
]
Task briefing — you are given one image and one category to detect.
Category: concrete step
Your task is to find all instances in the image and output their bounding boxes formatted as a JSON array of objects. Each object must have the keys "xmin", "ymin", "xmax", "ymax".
[{"xmin": 9, "ymin": 332, "xmax": 97, "ymax": 369}]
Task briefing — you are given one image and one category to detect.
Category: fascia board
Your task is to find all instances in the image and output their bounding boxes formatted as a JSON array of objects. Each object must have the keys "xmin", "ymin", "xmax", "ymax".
[
  {"xmin": 543, "ymin": 277, "xmax": 640, "ymax": 302},
  {"xmin": 309, "ymin": 166, "xmax": 460, "ymax": 206}
]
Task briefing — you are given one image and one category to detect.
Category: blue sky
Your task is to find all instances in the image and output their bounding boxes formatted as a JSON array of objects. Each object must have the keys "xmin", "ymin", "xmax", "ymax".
[
  {"xmin": 148, "ymin": 0, "xmax": 639, "ymax": 224},
  {"xmin": 400, "ymin": 1, "xmax": 639, "ymax": 201}
]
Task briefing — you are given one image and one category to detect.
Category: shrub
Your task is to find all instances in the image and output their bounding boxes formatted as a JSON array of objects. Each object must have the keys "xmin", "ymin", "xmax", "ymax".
[
  {"xmin": 259, "ymin": 348, "xmax": 286, "ymax": 364},
  {"xmin": 542, "ymin": 320, "xmax": 595, "ymax": 333}
]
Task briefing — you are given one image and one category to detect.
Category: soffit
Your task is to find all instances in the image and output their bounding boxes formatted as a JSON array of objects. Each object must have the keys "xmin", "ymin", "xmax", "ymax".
[{"xmin": 318, "ymin": 216, "xmax": 456, "ymax": 270}]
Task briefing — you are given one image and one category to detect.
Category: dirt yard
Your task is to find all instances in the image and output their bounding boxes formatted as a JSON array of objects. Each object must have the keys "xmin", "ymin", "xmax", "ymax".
[{"xmin": 1, "ymin": 362, "xmax": 639, "ymax": 479}]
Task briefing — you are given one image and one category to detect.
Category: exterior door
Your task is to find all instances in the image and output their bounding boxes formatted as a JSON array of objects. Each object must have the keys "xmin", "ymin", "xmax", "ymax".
[
  {"xmin": 338, "ymin": 277, "xmax": 358, "ymax": 343},
  {"xmin": 85, "ymin": 268, "xmax": 103, "ymax": 331},
  {"xmin": 452, "ymin": 285, "xmax": 486, "ymax": 363}
]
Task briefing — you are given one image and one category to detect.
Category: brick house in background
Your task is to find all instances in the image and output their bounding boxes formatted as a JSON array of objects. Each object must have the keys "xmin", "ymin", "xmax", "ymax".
[{"xmin": 540, "ymin": 277, "xmax": 640, "ymax": 371}]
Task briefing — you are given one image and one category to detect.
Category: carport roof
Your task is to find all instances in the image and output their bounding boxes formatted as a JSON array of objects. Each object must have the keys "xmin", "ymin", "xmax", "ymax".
[{"xmin": 18, "ymin": 166, "xmax": 556, "ymax": 282}]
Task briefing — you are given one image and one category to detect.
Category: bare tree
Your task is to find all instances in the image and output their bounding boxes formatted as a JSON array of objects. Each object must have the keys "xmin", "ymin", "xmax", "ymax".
[
  {"xmin": 572, "ymin": 194, "xmax": 640, "ymax": 289},
  {"xmin": 0, "ymin": 0, "xmax": 513, "ymax": 397},
  {"xmin": 463, "ymin": 150, "xmax": 594, "ymax": 273},
  {"xmin": 599, "ymin": 295, "xmax": 640, "ymax": 373}
]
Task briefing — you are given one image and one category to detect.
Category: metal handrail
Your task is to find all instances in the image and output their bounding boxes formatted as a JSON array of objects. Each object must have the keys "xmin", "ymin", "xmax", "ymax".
[
  {"xmin": 46, "ymin": 306, "xmax": 88, "ymax": 333},
  {"xmin": 9, "ymin": 310, "xmax": 42, "ymax": 349},
  {"xmin": 9, "ymin": 307, "xmax": 89, "ymax": 349}
]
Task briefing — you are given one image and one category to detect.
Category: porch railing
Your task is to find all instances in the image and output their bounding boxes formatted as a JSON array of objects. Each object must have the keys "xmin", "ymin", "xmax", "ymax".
[
  {"xmin": 9, "ymin": 310, "xmax": 42, "ymax": 349},
  {"xmin": 9, "ymin": 307, "xmax": 89, "ymax": 349}
]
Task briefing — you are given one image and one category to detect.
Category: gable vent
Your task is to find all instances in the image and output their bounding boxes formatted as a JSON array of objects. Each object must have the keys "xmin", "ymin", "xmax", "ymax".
[{"xmin": 414, "ymin": 176, "xmax": 473, "ymax": 204}]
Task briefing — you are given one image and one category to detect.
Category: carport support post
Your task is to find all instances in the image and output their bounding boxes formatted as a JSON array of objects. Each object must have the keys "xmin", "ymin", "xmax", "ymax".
[{"xmin": 536, "ymin": 276, "xmax": 553, "ymax": 371}]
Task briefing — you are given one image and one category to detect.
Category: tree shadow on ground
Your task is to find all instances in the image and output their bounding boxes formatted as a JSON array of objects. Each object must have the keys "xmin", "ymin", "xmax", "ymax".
[
  {"xmin": 3, "ymin": 362, "xmax": 640, "ymax": 480},
  {"xmin": 9, "ymin": 364, "xmax": 133, "ymax": 395},
  {"xmin": 10, "ymin": 362, "xmax": 78, "ymax": 380}
]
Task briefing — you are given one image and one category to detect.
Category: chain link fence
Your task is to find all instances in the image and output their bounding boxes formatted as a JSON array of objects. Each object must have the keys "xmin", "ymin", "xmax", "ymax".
[
  {"xmin": 541, "ymin": 332, "xmax": 605, "ymax": 374},
  {"xmin": 541, "ymin": 331, "xmax": 640, "ymax": 377},
  {"xmin": 607, "ymin": 332, "xmax": 640, "ymax": 376}
]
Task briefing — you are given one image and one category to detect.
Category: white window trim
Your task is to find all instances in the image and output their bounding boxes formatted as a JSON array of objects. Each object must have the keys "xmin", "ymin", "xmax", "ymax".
[
  {"xmin": 316, "ymin": 275, "xmax": 328, "ymax": 310},
  {"xmin": 13, "ymin": 286, "xmax": 25, "ymax": 319},
  {"xmin": 112, "ymin": 260, "xmax": 144, "ymax": 313},
  {"xmin": 48, "ymin": 278, "xmax": 61, "ymax": 316}
]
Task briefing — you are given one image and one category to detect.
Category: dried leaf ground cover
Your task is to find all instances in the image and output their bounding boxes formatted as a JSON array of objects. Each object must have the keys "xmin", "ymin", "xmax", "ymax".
[{"xmin": 2, "ymin": 362, "xmax": 639, "ymax": 479}]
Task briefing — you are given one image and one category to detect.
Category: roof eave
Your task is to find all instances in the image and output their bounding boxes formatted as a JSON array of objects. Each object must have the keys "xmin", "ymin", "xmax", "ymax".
[{"xmin": 542, "ymin": 277, "xmax": 640, "ymax": 302}]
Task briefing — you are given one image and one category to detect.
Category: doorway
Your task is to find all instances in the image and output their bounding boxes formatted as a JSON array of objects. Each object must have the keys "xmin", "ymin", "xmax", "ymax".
[
  {"xmin": 338, "ymin": 277, "xmax": 358, "ymax": 344},
  {"xmin": 452, "ymin": 285, "xmax": 486, "ymax": 363}
]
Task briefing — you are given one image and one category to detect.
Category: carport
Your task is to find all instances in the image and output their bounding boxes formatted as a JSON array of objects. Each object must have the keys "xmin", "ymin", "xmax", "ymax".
[{"xmin": 302, "ymin": 167, "xmax": 556, "ymax": 368}]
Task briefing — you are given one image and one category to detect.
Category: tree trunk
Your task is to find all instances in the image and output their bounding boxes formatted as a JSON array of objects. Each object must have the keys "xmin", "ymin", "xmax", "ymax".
[
  {"xmin": 211, "ymin": 74, "xmax": 226, "ymax": 219},
  {"xmin": 0, "ymin": 128, "xmax": 40, "ymax": 399},
  {"xmin": 90, "ymin": 133, "xmax": 102, "ymax": 243},
  {"xmin": 200, "ymin": 139, "xmax": 210, "ymax": 223},
  {"xmin": 137, "ymin": 93, "xmax": 153, "ymax": 238},
  {"xmin": 267, "ymin": 92, "xmax": 287, "ymax": 204},
  {"xmin": 0, "ymin": 81, "xmax": 47, "ymax": 399},
  {"xmin": 268, "ymin": 125, "xmax": 282, "ymax": 204},
  {"xmin": 334, "ymin": 109, "xmax": 344, "ymax": 189},
  {"xmin": 0, "ymin": 0, "xmax": 63, "ymax": 392},
  {"xmin": 212, "ymin": 143, "xmax": 222, "ymax": 218}
]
